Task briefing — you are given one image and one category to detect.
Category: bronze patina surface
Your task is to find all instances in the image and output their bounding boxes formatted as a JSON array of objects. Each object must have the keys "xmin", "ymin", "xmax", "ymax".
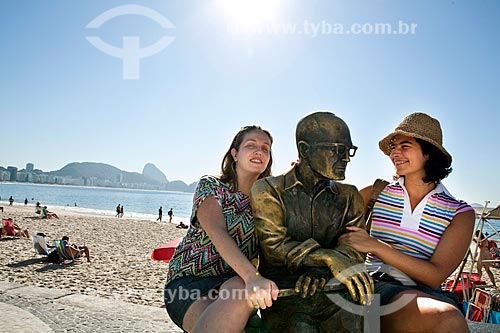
[{"xmin": 251, "ymin": 112, "xmax": 373, "ymax": 332}]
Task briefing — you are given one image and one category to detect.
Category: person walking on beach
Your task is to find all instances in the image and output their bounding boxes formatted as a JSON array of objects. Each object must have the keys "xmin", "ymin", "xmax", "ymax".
[
  {"xmin": 9, "ymin": 196, "xmax": 14, "ymax": 206},
  {"xmin": 119, "ymin": 205, "xmax": 124, "ymax": 218},
  {"xmin": 167, "ymin": 208, "xmax": 173, "ymax": 223},
  {"xmin": 340, "ymin": 112, "xmax": 475, "ymax": 332},
  {"xmin": 24, "ymin": 198, "xmax": 28, "ymax": 206},
  {"xmin": 157, "ymin": 206, "xmax": 163, "ymax": 222},
  {"xmin": 164, "ymin": 125, "xmax": 278, "ymax": 332},
  {"xmin": 115, "ymin": 204, "xmax": 121, "ymax": 218}
]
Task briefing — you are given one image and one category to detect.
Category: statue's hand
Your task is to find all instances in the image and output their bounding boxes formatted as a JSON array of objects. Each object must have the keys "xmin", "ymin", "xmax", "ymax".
[
  {"xmin": 294, "ymin": 268, "xmax": 329, "ymax": 298},
  {"xmin": 325, "ymin": 254, "xmax": 374, "ymax": 305}
]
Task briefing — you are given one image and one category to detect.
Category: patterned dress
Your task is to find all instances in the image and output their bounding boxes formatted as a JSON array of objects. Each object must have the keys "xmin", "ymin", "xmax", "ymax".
[
  {"xmin": 166, "ymin": 175, "xmax": 258, "ymax": 284},
  {"xmin": 366, "ymin": 178, "xmax": 473, "ymax": 281}
]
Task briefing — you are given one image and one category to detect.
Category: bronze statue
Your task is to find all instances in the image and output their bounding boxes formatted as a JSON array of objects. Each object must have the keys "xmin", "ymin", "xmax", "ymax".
[{"xmin": 251, "ymin": 112, "xmax": 373, "ymax": 332}]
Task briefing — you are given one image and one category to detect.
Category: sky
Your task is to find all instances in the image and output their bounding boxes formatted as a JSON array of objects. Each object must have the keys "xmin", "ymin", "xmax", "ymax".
[{"xmin": 1, "ymin": 0, "xmax": 499, "ymax": 206}]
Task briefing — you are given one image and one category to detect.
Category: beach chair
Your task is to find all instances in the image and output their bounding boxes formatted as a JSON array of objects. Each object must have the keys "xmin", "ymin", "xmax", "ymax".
[
  {"xmin": 54, "ymin": 239, "xmax": 78, "ymax": 261},
  {"xmin": 468, "ymin": 288, "xmax": 492, "ymax": 322},
  {"xmin": 32, "ymin": 234, "xmax": 55, "ymax": 256},
  {"xmin": 1, "ymin": 218, "xmax": 29, "ymax": 238},
  {"xmin": 2, "ymin": 218, "xmax": 16, "ymax": 237}
]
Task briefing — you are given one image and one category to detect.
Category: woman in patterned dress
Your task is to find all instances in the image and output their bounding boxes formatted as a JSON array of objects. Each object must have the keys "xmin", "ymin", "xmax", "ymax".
[
  {"xmin": 164, "ymin": 125, "xmax": 278, "ymax": 332},
  {"xmin": 340, "ymin": 113, "xmax": 475, "ymax": 332}
]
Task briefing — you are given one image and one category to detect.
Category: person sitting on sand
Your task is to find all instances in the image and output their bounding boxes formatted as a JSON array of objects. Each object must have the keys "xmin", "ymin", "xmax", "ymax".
[
  {"xmin": 473, "ymin": 230, "xmax": 497, "ymax": 288},
  {"xmin": 42, "ymin": 206, "xmax": 59, "ymax": 219},
  {"xmin": 1, "ymin": 218, "xmax": 30, "ymax": 238},
  {"xmin": 13, "ymin": 221, "xmax": 30, "ymax": 238},
  {"xmin": 35, "ymin": 202, "xmax": 42, "ymax": 214},
  {"xmin": 175, "ymin": 221, "xmax": 188, "ymax": 229},
  {"xmin": 61, "ymin": 236, "xmax": 90, "ymax": 262}
]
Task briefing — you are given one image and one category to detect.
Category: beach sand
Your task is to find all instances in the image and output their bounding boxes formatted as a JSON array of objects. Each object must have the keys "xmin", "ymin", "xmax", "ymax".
[
  {"xmin": 0, "ymin": 205, "xmax": 187, "ymax": 308},
  {"xmin": 2, "ymin": 205, "xmax": 500, "ymax": 310}
]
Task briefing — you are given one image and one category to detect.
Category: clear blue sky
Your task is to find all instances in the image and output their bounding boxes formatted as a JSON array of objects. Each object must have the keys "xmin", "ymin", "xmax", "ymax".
[{"xmin": 1, "ymin": 0, "xmax": 499, "ymax": 206}]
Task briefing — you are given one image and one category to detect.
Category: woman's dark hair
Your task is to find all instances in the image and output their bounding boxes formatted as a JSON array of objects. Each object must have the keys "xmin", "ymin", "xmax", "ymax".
[
  {"xmin": 416, "ymin": 138, "xmax": 452, "ymax": 183},
  {"xmin": 220, "ymin": 125, "xmax": 273, "ymax": 191}
]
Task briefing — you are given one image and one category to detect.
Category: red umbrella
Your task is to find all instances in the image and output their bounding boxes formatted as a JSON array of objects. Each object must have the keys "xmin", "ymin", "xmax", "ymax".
[{"xmin": 151, "ymin": 237, "xmax": 182, "ymax": 262}]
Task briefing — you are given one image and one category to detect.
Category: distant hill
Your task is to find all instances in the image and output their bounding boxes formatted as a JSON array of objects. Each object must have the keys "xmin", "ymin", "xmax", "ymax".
[
  {"xmin": 48, "ymin": 162, "xmax": 196, "ymax": 192},
  {"xmin": 143, "ymin": 163, "xmax": 168, "ymax": 183},
  {"xmin": 187, "ymin": 182, "xmax": 198, "ymax": 193},
  {"xmin": 166, "ymin": 180, "xmax": 189, "ymax": 192},
  {"xmin": 50, "ymin": 162, "xmax": 159, "ymax": 185}
]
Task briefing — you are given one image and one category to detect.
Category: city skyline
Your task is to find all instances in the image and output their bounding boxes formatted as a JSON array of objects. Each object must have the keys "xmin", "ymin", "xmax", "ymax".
[{"xmin": 1, "ymin": 1, "xmax": 499, "ymax": 205}]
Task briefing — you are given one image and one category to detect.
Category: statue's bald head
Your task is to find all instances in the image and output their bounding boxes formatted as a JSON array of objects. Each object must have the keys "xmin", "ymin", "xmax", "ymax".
[{"xmin": 296, "ymin": 112, "xmax": 351, "ymax": 149}]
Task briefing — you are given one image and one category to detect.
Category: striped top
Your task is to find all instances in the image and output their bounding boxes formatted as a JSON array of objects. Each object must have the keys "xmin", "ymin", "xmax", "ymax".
[
  {"xmin": 366, "ymin": 178, "xmax": 473, "ymax": 278},
  {"xmin": 166, "ymin": 175, "xmax": 258, "ymax": 283}
]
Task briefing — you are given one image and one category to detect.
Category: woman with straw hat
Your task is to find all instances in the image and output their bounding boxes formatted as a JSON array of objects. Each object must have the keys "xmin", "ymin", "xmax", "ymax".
[{"xmin": 340, "ymin": 112, "xmax": 475, "ymax": 332}]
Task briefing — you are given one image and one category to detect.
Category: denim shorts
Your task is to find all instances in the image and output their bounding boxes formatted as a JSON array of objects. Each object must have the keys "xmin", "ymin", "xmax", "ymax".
[
  {"xmin": 374, "ymin": 279, "xmax": 460, "ymax": 308},
  {"xmin": 164, "ymin": 274, "xmax": 234, "ymax": 329}
]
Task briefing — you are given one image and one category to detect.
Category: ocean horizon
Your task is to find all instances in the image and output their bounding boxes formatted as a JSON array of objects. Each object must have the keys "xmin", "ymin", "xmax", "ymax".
[{"xmin": 0, "ymin": 182, "xmax": 193, "ymax": 223}]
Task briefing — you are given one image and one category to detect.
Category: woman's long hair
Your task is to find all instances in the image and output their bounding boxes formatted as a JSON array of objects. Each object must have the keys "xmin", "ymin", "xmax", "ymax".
[
  {"xmin": 220, "ymin": 125, "xmax": 273, "ymax": 191},
  {"xmin": 417, "ymin": 138, "xmax": 452, "ymax": 183}
]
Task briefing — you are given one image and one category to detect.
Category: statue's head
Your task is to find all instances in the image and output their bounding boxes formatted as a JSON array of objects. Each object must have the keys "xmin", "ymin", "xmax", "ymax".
[{"xmin": 296, "ymin": 112, "xmax": 356, "ymax": 180}]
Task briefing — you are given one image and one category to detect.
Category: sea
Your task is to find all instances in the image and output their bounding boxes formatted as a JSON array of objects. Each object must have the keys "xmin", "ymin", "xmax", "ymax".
[{"xmin": 0, "ymin": 182, "xmax": 193, "ymax": 223}]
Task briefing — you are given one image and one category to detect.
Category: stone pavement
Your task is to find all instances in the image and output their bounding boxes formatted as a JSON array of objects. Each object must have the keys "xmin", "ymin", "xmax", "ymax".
[
  {"xmin": 2, "ymin": 281, "xmax": 500, "ymax": 332},
  {"xmin": 0, "ymin": 281, "xmax": 182, "ymax": 333}
]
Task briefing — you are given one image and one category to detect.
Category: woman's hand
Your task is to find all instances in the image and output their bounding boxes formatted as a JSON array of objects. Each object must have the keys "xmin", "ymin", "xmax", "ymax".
[
  {"xmin": 338, "ymin": 226, "xmax": 378, "ymax": 254},
  {"xmin": 245, "ymin": 274, "xmax": 279, "ymax": 310}
]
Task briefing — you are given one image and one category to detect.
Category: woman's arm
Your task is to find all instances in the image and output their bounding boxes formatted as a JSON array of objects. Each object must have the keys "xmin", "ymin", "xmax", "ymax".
[
  {"xmin": 197, "ymin": 197, "xmax": 278, "ymax": 307},
  {"xmin": 340, "ymin": 210, "xmax": 475, "ymax": 288}
]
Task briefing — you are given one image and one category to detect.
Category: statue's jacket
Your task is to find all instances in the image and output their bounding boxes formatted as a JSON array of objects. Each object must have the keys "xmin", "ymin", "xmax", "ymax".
[{"xmin": 251, "ymin": 166, "xmax": 366, "ymax": 288}]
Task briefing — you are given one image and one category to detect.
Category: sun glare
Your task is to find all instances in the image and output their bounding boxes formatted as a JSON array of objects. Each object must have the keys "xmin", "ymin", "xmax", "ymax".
[{"xmin": 216, "ymin": 0, "xmax": 281, "ymax": 30}]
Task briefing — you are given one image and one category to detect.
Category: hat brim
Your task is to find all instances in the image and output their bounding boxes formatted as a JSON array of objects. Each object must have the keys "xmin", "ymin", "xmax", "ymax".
[{"xmin": 379, "ymin": 130, "xmax": 452, "ymax": 165}]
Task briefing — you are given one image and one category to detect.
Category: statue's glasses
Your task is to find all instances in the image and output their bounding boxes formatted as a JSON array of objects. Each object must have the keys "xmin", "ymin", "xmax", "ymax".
[{"xmin": 312, "ymin": 143, "xmax": 358, "ymax": 157}]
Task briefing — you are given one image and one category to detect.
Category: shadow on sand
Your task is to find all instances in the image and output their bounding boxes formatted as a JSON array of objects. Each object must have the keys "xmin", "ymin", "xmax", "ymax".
[
  {"xmin": 7, "ymin": 257, "xmax": 46, "ymax": 268},
  {"xmin": 35, "ymin": 260, "xmax": 76, "ymax": 272}
]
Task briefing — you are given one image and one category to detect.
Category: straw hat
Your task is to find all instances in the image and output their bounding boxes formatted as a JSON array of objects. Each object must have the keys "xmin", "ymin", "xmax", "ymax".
[{"xmin": 378, "ymin": 112, "xmax": 452, "ymax": 164}]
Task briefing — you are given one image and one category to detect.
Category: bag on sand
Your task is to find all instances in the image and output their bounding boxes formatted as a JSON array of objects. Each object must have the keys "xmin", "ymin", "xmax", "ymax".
[{"xmin": 46, "ymin": 250, "xmax": 61, "ymax": 263}]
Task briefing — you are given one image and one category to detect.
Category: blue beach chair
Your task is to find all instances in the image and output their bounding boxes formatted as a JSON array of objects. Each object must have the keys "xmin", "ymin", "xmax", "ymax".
[
  {"xmin": 54, "ymin": 239, "xmax": 90, "ymax": 262},
  {"xmin": 54, "ymin": 240, "xmax": 76, "ymax": 261}
]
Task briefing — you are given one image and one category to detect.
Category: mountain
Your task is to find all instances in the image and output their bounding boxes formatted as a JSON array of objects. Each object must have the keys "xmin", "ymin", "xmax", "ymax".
[
  {"xmin": 142, "ymin": 163, "xmax": 168, "ymax": 183},
  {"xmin": 166, "ymin": 180, "xmax": 189, "ymax": 192},
  {"xmin": 50, "ymin": 162, "xmax": 159, "ymax": 185},
  {"xmin": 187, "ymin": 182, "xmax": 198, "ymax": 193},
  {"xmin": 46, "ymin": 162, "xmax": 196, "ymax": 192}
]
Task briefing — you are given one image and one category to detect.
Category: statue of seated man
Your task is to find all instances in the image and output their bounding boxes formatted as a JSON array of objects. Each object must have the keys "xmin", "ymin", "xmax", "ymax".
[{"xmin": 251, "ymin": 111, "xmax": 373, "ymax": 332}]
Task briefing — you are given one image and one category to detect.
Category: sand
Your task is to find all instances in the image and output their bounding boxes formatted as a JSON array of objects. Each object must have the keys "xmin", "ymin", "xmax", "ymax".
[{"xmin": 0, "ymin": 205, "xmax": 187, "ymax": 308}]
